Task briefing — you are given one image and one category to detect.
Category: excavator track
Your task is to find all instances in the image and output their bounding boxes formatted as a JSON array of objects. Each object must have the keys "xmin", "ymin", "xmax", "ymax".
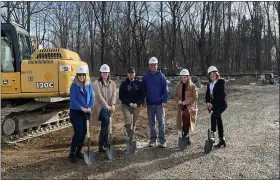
[{"xmin": 1, "ymin": 101, "xmax": 72, "ymax": 144}]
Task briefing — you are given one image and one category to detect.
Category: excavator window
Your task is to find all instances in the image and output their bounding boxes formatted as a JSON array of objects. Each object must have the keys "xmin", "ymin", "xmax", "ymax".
[
  {"xmin": 1, "ymin": 37, "xmax": 15, "ymax": 72},
  {"xmin": 18, "ymin": 33, "xmax": 32, "ymax": 60}
]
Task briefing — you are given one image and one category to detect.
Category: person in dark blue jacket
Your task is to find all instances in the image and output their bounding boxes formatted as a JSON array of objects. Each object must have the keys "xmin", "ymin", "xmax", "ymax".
[
  {"xmin": 69, "ymin": 65, "xmax": 94, "ymax": 163},
  {"xmin": 119, "ymin": 67, "xmax": 145, "ymax": 142},
  {"xmin": 142, "ymin": 57, "xmax": 168, "ymax": 148}
]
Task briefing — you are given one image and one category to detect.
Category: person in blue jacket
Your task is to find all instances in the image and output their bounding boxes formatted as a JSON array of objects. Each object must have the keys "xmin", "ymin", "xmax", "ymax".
[
  {"xmin": 69, "ymin": 65, "xmax": 94, "ymax": 163},
  {"xmin": 142, "ymin": 57, "xmax": 168, "ymax": 148}
]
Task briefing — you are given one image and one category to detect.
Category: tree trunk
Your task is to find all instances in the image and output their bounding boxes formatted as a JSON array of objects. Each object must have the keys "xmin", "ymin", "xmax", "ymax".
[
  {"xmin": 199, "ymin": 2, "xmax": 207, "ymax": 75},
  {"xmin": 101, "ymin": 1, "xmax": 106, "ymax": 65},
  {"xmin": 160, "ymin": 2, "xmax": 165, "ymax": 70},
  {"xmin": 26, "ymin": 2, "xmax": 31, "ymax": 33},
  {"xmin": 277, "ymin": 2, "xmax": 280, "ymax": 74},
  {"xmin": 171, "ymin": 2, "xmax": 177, "ymax": 75}
]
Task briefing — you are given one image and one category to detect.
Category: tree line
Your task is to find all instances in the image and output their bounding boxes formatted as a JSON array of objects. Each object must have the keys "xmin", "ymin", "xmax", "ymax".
[{"xmin": 1, "ymin": 1, "xmax": 280, "ymax": 76}]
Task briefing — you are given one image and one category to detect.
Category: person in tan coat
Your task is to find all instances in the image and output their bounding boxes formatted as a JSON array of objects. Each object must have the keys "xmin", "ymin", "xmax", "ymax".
[
  {"xmin": 174, "ymin": 69, "xmax": 198, "ymax": 144},
  {"xmin": 90, "ymin": 64, "xmax": 117, "ymax": 153}
]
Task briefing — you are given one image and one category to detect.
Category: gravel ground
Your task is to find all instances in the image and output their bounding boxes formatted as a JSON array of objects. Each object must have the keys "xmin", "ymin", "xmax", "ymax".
[{"xmin": 1, "ymin": 83, "xmax": 279, "ymax": 179}]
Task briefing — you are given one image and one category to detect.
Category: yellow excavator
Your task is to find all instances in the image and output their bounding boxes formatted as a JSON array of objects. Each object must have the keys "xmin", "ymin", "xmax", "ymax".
[{"xmin": 1, "ymin": 22, "xmax": 90, "ymax": 143}]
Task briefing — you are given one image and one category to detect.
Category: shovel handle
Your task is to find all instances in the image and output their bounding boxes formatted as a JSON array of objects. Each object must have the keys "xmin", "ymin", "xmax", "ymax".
[
  {"xmin": 86, "ymin": 120, "xmax": 91, "ymax": 152},
  {"xmin": 180, "ymin": 109, "xmax": 184, "ymax": 137},
  {"xmin": 88, "ymin": 137, "xmax": 91, "ymax": 152},
  {"xmin": 86, "ymin": 120, "xmax": 90, "ymax": 138}
]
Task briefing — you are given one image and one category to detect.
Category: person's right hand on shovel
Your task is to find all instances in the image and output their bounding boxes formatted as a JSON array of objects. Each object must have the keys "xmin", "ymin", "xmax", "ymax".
[{"xmin": 207, "ymin": 103, "xmax": 212, "ymax": 112}]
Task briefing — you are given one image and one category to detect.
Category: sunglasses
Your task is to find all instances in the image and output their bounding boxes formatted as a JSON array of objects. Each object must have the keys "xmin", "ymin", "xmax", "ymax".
[{"xmin": 77, "ymin": 74, "xmax": 86, "ymax": 77}]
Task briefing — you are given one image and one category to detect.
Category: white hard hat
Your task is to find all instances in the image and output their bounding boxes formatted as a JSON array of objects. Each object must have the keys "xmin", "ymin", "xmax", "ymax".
[
  {"xmin": 148, "ymin": 57, "xmax": 158, "ymax": 64},
  {"xmin": 207, "ymin": 66, "xmax": 218, "ymax": 73},
  {"xmin": 179, "ymin": 69, "xmax": 190, "ymax": 76},
  {"xmin": 76, "ymin": 65, "xmax": 88, "ymax": 74},
  {"xmin": 100, "ymin": 64, "xmax": 110, "ymax": 72}
]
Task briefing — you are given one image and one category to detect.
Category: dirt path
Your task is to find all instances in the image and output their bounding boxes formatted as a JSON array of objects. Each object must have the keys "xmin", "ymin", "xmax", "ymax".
[{"xmin": 1, "ymin": 84, "xmax": 279, "ymax": 179}]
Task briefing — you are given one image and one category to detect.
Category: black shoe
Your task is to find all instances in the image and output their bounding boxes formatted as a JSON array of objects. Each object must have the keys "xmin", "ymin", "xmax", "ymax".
[
  {"xmin": 99, "ymin": 148, "xmax": 106, "ymax": 153},
  {"xmin": 69, "ymin": 152, "xmax": 77, "ymax": 163},
  {"xmin": 99, "ymin": 142, "xmax": 111, "ymax": 153},
  {"xmin": 75, "ymin": 152, "xmax": 84, "ymax": 159},
  {"xmin": 214, "ymin": 138, "xmax": 226, "ymax": 148}
]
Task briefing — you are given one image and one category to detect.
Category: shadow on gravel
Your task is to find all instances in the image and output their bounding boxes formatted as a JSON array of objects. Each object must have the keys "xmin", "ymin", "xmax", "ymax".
[
  {"xmin": 103, "ymin": 151, "xmax": 206, "ymax": 179},
  {"xmin": 40, "ymin": 137, "xmax": 130, "ymax": 150},
  {"xmin": 41, "ymin": 142, "xmax": 71, "ymax": 150},
  {"xmin": 1, "ymin": 144, "xmax": 207, "ymax": 179}
]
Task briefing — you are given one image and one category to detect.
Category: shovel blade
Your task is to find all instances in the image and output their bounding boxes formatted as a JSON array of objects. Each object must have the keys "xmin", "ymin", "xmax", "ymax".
[
  {"xmin": 178, "ymin": 137, "xmax": 188, "ymax": 150},
  {"xmin": 83, "ymin": 151, "xmax": 95, "ymax": 165},
  {"xmin": 106, "ymin": 145, "xmax": 116, "ymax": 160},
  {"xmin": 130, "ymin": 140, "xmax": 137, "ymax": 153},
  {"xmin": 126, "ymin": 140, "xmax": 137, "ymax": 154},
  {"xmin": 204, "ymin": 140, "xmax": 213, "ymax": 154}
]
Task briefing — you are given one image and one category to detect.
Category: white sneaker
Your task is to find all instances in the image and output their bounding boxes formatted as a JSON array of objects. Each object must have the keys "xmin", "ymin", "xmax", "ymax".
[
  {"xmin": 148, "ymin": 140, "xmax": 157, "ymax": 147},
  {"xmin": 159, "ymin": 142, "xmax": 166, "ymax": 148}
]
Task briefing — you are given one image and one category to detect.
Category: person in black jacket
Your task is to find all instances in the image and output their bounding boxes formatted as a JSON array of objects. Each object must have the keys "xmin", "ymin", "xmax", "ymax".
[
  {"xmin": 119, "ymin": 67, "xmax": 145, "ymax": 142},
  {"xmin": 205, "ymin": 66, "xmax": 228, "ymax": 148}
]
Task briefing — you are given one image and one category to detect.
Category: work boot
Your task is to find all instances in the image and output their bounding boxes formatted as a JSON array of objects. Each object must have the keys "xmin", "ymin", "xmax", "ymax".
[
  {"xmin": 69, "ymin": 152, "xmax": 77, "ymax": 163},
  {"xmin": 214, "ymin": 137, "xmax": 226, "ymax": 148}
]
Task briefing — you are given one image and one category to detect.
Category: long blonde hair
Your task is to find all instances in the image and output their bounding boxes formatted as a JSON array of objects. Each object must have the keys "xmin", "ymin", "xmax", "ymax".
[{"xmin": 73, "ymin": 74, "xmax": 90, "ymax": 86}]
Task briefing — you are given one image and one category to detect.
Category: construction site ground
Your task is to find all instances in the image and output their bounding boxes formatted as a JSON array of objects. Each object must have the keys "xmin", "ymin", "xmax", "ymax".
[{"xmin": 1, "ymin": 79, "xmax": 279, "ymax": 179}]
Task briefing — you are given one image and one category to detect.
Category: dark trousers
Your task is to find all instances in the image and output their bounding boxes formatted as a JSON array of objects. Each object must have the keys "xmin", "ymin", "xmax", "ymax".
[
  {"xmin": 69, "ymin": 109, "xmax": 89, "ymax": 154},
  {"xmin": 98, "ymin": 108, "xmax": 111, "ymax": 148},
  {"xmin": 211, "ymin": 107, "xmax": 226, "ymax": 139}
]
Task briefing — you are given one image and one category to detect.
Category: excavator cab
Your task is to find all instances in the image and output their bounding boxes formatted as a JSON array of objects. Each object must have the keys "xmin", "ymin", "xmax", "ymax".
[{"xmin": 1, "ymin": 23, "xmax": 32, "ymax": 73}]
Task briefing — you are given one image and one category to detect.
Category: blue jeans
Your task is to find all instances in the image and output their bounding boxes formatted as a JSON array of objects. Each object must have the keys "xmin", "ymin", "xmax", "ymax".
[
  {"xmin": 99, "ymin": 107, "xmax": 110, "ymax": 128},
  {"xmin": 147, "ymin": 104, "xmax": 166, "ymax": 144},
  {"xmin": 98, "ymin": 107, "xmax": 111, "ymax": 148}
]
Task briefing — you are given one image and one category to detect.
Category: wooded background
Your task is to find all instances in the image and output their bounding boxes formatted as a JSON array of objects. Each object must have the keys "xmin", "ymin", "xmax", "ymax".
[{"xmin": 1, "ymin": 1, "xmax": 280, "ymax": 76}]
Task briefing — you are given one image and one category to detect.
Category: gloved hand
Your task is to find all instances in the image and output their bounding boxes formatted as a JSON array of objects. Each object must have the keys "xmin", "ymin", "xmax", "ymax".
[{"xmin": 178, "ymin": 100, "xmax": 183, "ymax": 105}]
